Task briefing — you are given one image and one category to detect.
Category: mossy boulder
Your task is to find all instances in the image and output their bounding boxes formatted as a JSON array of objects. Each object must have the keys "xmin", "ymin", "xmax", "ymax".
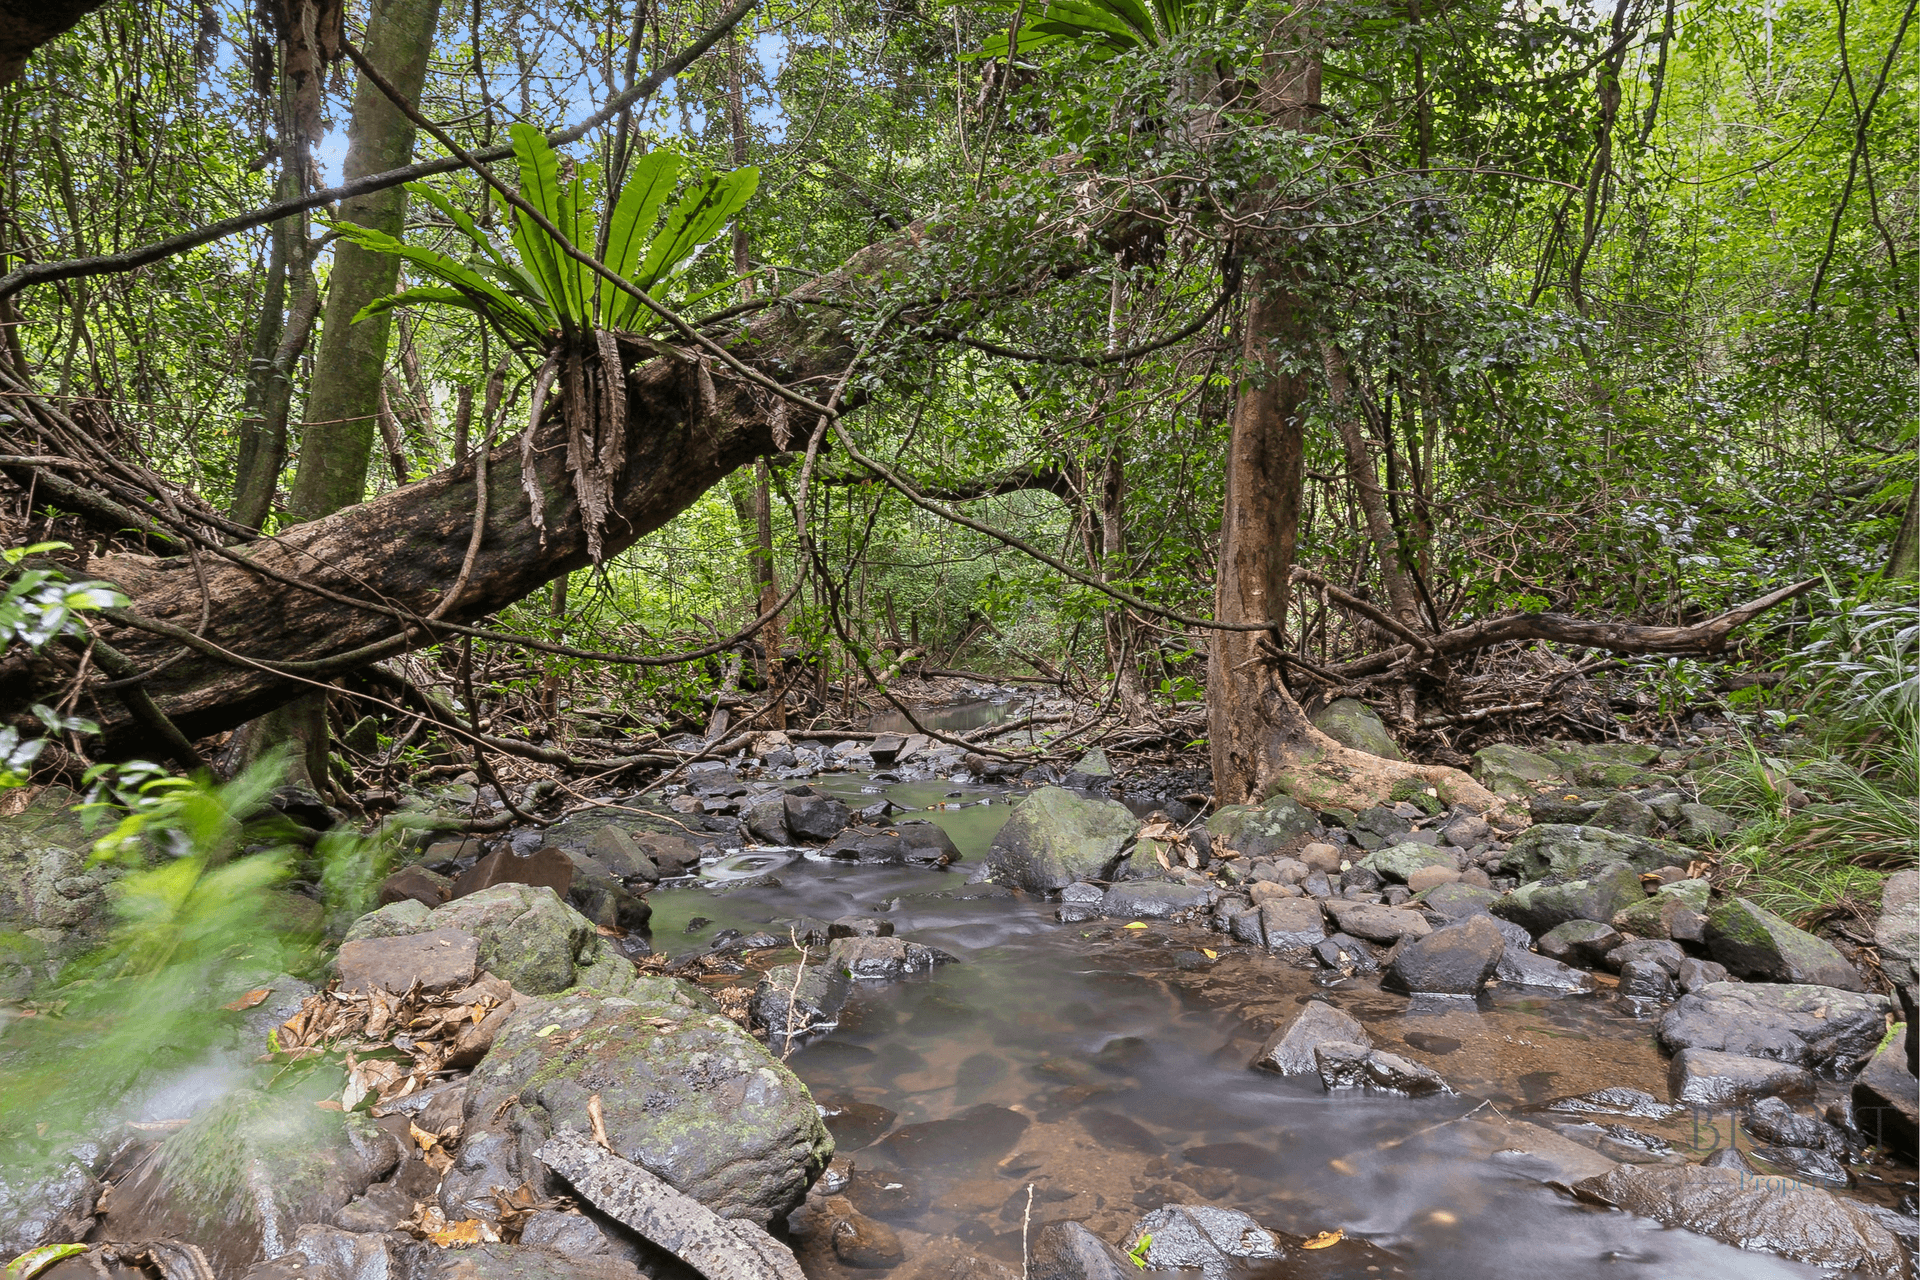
[
  {"xmin": 984, "ymin": 787, "xmax": 1140, "ymax": 892},
  {"xmin": 1540, "ymin": 740, "xmax": 1661, "ymax": 770},
  {"xmin": 451, "ymin": 981, "xmax": 832, "ymax": 1228},
  {"xmin": 1706, "ymin": 898, "xmax": 1865, "ymax": 991},
  {"xmin": 1311, "ymin": 698, "xmax": 1404, "ymax": 761},
  {"xmin": 1612, "ymin": 878, "xmax": 1710, "ymax": 938},
  {"xmin": 1470, "ymin": 744, "xmax": 1561, "ymax": 797},
  {"xmin": 1501, "ymin": 824, "xmax": 1674, "ymax": 881},
  {"xmin": 344, "ymin": 883, "xmax": 601, "ymax": 994},
  {"xmin": 1492, "ymin": 863, "xmax": 1646, "ymax": 937},
  {"xmin": 1360, "ymin": 842, "xmax": 1454, "ymax": 884},
  {"xmin": 1207, "ymin": 795, "xmax": 1321, "ymax": 859},
  {"xmin": 1676, "ymin": 802, "xmax": 1738, "ymax": 844},
  {"xmin": 1589, "ymin": 793, "xmax": 1657, "ymax": 837},
  {"xmin": 0, "ymin": 786, "xmax": 116, "ymax": 958}
]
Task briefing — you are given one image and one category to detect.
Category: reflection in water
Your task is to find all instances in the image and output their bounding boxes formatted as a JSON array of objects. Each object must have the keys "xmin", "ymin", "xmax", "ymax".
[{"xmin": 641, "ymin": 772, "xmax": 1830, "ymax": 1280}]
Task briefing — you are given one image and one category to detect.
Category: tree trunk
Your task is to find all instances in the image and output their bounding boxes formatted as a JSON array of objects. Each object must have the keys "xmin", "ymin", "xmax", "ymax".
[
  {"xmin": 1322, "ymin": 342, "xmax": 1420, "ymax": 627},
  {"xmin": 1205, "ymin": 45, "xmax": 1492, "ymax": 813},
  {"xmin": 3, "ymin": 235, "xmax": 900, "ymax": 752},
  {"xmin": 286, "ymin": 0, "xmax": 442, "ymax": 522}
]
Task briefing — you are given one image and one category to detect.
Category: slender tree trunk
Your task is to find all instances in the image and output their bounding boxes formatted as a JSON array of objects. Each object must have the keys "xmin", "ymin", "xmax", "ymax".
[
  {"xmin": 1323, "ymin": 342, "xmax": 1420, "ymax": 627},
  {"xmin": 1205, "ymin": 41, "xmax": 1489, "ymax": 811},
  {"xmin": 287, "ymin": 0, "xmax": 442, "ymax": 522},
  {"xmin": 260, "ymin": 0, "xmax": 440, "ymax": 789}
]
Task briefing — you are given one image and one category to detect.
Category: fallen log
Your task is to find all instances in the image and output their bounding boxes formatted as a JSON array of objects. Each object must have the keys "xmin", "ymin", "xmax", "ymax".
[{"xmin": 0, "ymin": 229, "xmax": 922, "ymax": 754}]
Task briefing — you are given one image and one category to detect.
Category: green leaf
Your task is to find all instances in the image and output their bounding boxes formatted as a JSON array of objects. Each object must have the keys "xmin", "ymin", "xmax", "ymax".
[
  {"xmin": 634, "ymin": 166, "xmax": 760, "ymax": 295},
  {"xmin": 7, "ymin": 1243, "xmax": 89, "ymax": 1280},
  {"xmin": 505, "ymin": 123, "xmax": 577, "ymax": 326},
  {"xmin": 601, "ymin": 150, "xmax": 684, "ymax": 328}
]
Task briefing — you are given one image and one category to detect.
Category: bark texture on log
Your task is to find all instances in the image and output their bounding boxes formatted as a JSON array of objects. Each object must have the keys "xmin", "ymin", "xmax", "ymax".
[
  {"xmin": 1, "ymin": 236, "xmax": 900, "ymax": 752},
  {"xmin": 0, "ymin": 0, "xmax": 107, "ymax": 85}
]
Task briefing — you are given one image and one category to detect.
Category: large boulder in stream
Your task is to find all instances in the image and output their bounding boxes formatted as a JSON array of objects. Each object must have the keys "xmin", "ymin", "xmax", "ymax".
[
  {"xmin": 1657, "ymin": 982, "xmax": 1890, "ymax": 1070},
  {"xmin": 1384, "ymin": 915, "xmax": 1505, "ymax": 995},
  {"xmin": 444, "ymin": 980, "xmax": 832, "ymax": 1230},
  {"xmin": 983, "ymin": 787, "xmax": 1140, "ymax": 892},
  {"xmin": 1572, "ymin": 1163, "xmax": 1907, "ymax": 1276},
  {"xmin": 344, "ymin": 883, "xmax": 603, "ymax": 995}
]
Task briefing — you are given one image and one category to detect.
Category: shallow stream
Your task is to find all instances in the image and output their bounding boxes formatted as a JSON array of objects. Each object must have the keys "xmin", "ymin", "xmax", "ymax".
[{"xmin": 648, "ymin": 766, "xmax": 1874, "ymax": 1279}]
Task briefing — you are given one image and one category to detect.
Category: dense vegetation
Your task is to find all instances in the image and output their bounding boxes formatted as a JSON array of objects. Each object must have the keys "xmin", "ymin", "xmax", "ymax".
[{"xmin": 0, "ymin": 0, "xmax": 1911, "ymax": 889}]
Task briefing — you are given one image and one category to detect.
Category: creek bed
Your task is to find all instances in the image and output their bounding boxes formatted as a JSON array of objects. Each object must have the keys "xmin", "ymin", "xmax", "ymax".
[{"xmin": 648, "ymin": 767, "xmax": 1869, "ymax": 1279}]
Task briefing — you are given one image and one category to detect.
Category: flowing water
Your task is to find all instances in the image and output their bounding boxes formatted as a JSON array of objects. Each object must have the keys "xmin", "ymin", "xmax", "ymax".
[{"xmin": 646, "ymin": 769, "xmax": 1868, "ymax": 1279}]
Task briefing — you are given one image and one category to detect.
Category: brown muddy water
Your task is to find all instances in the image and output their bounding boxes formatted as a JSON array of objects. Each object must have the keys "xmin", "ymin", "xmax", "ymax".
[{"xmin": 651, "ymin": 769, "xmax": 1880, "ymax": 1280}]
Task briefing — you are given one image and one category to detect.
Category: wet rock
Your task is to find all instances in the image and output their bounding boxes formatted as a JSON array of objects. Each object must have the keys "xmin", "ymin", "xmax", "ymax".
[
  {"xmin": 1746, "ymin": 1096, "xmax": 1845, "ymax": 1153},
  {"xmin": 898, "ymin": 819, "xmax": 962, "ymax": 864},
  {"xmin": 520, "ymin": 1210, "xmax": 619, "ymax": 1254},
  {"xmin": 636, "ymin": 832, "xmax": 703, "ymax": 877},
  {"xmin": 831, "ymin": 1206, "xmax": 904, "ymax": 1268},
  {"xmin": 402, "ymin": 1241, "xmax": 646, "ymax": 1280},
  {"xmin": 1360, "ymin": 841, "xmax": 1453, "ymax": 884},
  {"xmin": 1101, "ymin": 880, "xmax": 1215, "ymax": 920},
  {"xmin": 1536, "ymin": 919, "xmax": 1621, "ymax": 966},
  {"xmin": 585, "ymin": 828, "xmax": 659, "ymax": 883},
  {"xmin": 829, "ymin": 934, "xmax": 958, "ymax": 980},
  {"xmin": 984, "ymin": 787, "xmax": 1140, "ymax": 892},
  {"xmin": 1058, "ymin": 882, "xmax": 1105, "ymax": 923},
  {"xmin": 1320, "ymin": 899, "xmax": 1430, "ymax": 944},
  {"xmin": 875, "ymin": 1103, "xmax": 1029, "ymax": 1167},
  {"xmin": 452, "ymin": 846, "xmax": 574, "ymax": 900},
  {"xmin": 1606, "ymin": 938, "xmax": 1685, "ymax": 974},
  {"xmin": 1420, "ymin": 881, "xmax": 1497, "ymax": 919},
  {"xmin": 1126, "ymin": 1205, "xmax": 1281, "ymax": 1277},
  {"xmin": 1675, "ymin": 802, "xmax": 1737, "ymax": 844},
  {"xmin": 829, "ymin": 916, "xmax": 893, "ymax": 938},
  {"xmin": 1659, "ymin": 982, "xmax": 1889, "ymax": 1068},
  {"xmin": 1492, "ymin": 863, "xmax": 1644, "ymax": 936},
  {"xmin": 1617, "ymin": 958, "xmax": 1674, "ymax": 1000},
  {"xmin": 1251, "ymin": 1000, "xmax": 1369, "ymax": 1075},
  {"xmin": 0, "ymin": 1150, "xmax": 103, "ymax": 1257},
  {"xmin": 1669, "ymin": 1047, "xmax": 1816, "ymax": 1106},
  {"xmin": 1674, "ymin": 957, "xmax": 1727, "ymax": 992},
  {"xmin": 1470, "ymin": 743, "xmax": 1560, "ymax": 797},
  {"xmin": 1257, "ymin": 896, "xmax": 1326, "ymax": 950},
  {"xmin": 1384, "ymin": 915, "xmax": 1504, "ymax": 995},
  {"xmin": 1570, "ymin": 1163, "xmax": 1902, "ymax": 1275},
  {"xmin": 377, "ymin": 865, "xmax": 453, "ymax": 910},
  {"xmin": 823, "ymin": 827, "xmax": 910, "ymax": 864},
  {"xmin": 742, "ymin": 794, "xmax": 791, "ymax": 844},
  {"xmin": 843, "ymin": 1166, "xmax": 925, "ymax": 1219},
  {"xmin": 1028, "ymin": 1222, "xmax": 1132, "ymax": 1280},
  {"xmin": 346, "ymin": 883, "xmax": 600, "ymax": 995},
  {"xmin": 1534, "ymin": 1087, "xmax": 1680, "ymax": 1120},
  {"xmin": 1501, "ymin": 824, "xmax": 1673, "ymax": 880},
  {"xmin": 816, "ymin": 1098, "xmax": 896, "ymax": 1154},
  {"xmin": 1311, "ymin": 932, "xmax": 1379, "ymax": 974},
  {"xmin": 334, "ymin": 927, "xmax": 478, "ymax": 994},
  {"xmin": 1311, "ymin": 697, "xmax": 1403, "ymax": 760},
  {"xmin": 1705, "ymin": 899, "xmax": 1865, "ymax": 991},
  {"xmin": 1314, "ymin": 1042, "xmax": 1450, "ymax": 1096},
  {"xmin": 1850, "ymin": 1030, "xmax": 1918, "ymax": 1163},
  {"xmin": 453, "ymin": 982, "xmax": 831, "ymax": 1229},
  {"xmin": 1589, "ymin": 793, "xmax": 1656, "ymax": 837},
  {"xmin": 1496, "ymin": 943, "xmax": 1596, "ymax": 992},
  {"xmin": 784, "ymin": 792, "xmax": 852, "ymax": 841},
  {"xmin": 751, "ymin": 963, "xmax": 853, "ymax": 1046},
  {"xmin": 1750, "ymin": 1145, "xmax": 1850, "ymax": 1187},
  {"xmin": 98, "ymin": 1079, "xmax": 401, "ymax": 1273}
]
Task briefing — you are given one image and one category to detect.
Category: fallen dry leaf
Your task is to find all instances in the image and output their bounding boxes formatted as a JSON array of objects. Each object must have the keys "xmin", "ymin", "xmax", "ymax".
[
  {"xmin": 1302, "ymin": 1229, "xmax": 1344, "ymax": 1250},
  {"xmin": 1202, "ymin": 948, "xmax": 1218, "ymax": 960},
  {"xmin": 1123, "ymin": 922, "xmax": 1148, "ymax": 931},
  {"xmin": 224, "ymin": 988, "xmax": 272, "ymax": 1011}
]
